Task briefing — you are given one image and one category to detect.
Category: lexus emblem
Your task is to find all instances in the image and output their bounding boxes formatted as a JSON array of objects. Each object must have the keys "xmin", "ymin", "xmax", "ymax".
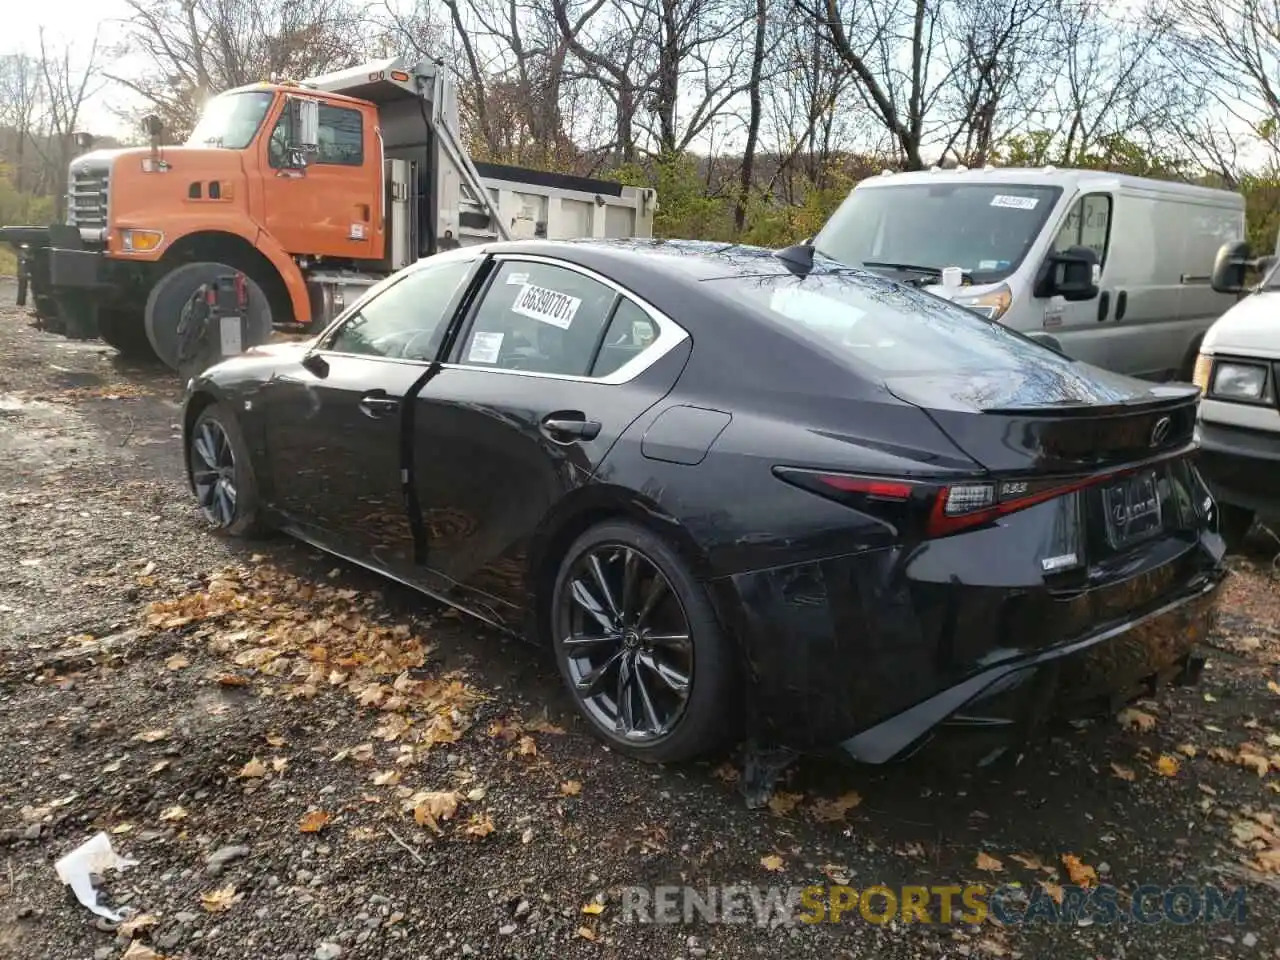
[{"xmin": 1150, "ymin": 416, "xmax": 1172, "ymax": 447}]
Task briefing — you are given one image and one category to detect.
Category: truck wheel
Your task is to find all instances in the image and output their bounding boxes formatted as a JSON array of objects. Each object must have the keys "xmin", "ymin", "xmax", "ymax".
[
  {"xmin": 145, "ymin": 261, "xmax": 273, "ymax": 372},
  {"xmin": 98, "ymin": 309, "xmax": 159, "ymax": 363}
]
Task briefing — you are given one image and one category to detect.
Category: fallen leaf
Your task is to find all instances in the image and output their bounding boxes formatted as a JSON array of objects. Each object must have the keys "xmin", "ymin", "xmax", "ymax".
[
  {"xmin": 1155, "ymin": 754, "xmax": 1181, "ymax": 777},
  {"xmin": 372, "ymin": 770, "xmax": 401, "ymax": 786},
  {"xmin": 119, "ymin": 913, "xmax": 159, "ymax": 938},
  {"xmin": 577, "ymin": 926, "xmax": 597, "ymax": 941},
  {"xmin": 466, "ymin": 787, "xmax": 487, "ymax": 802},
  {"xmin": 111, "ymin": 823, "xmax": 133, "ymax": 835},
  {"xmin": 516, "ymin": 735, "xmax": 537, "ymax": 757},
  {"xmin": 1039, "ymin": 881, "xmax": 1065, "ymax": 904},
  {"xmin": 159, "ymin": 805, "xmax": 188, "ymax": 822},
  {"xmin": 526, "ymin": 718, "xmax": 566, "ymax": 734},
  {"xmin": 271, "ymin": 757, "xmax": 289, "ymax": 774},
  {"xmin": 711, "ymin": 762, "xmax": 739, "ymax": 783},
  {"xmin": 150, "ymin": 760, "xmax": 170, "ymax": 775},
  {"xmin": 1009, "ymin": 852, "xmax": 1046, "ymax": 871},
  {"xmin": 298, "ymin": 810, "xmax": 330, "ymax": 833},
  {"xmin": 413, "ymin": 791, "xmax": 462, "ymax": 834},
  {"xmin": 266, "ymin": 734, "xmax": 287, "ymax": 747},
  {"xmin": 200, "ymin": 884, "xmax": 240, "ymax": 913},
  {"xmin": 582, "ymin": 902, "xmax": 605, "ymax": 916},
  {"xmin": 464, "ymin": 813, "xmax": 495, "ymax": 838},
  {"xmin": 1062, "ymin": 854, "xmax": 1097, "ymax": 887},
  {"xmin": 121, "ymin": 943, "xmax": 161, "ymax": 960},
  {"xmin": 1118, "ymin": 708, "xmax": 1157, "ymax": 732},
  {"xmin": 1176, "ymin": 743, "xmax": 1198, "ymax": 758},
  {"xmin": 975, "ymin": 852, "xmax": 1004, "ymax": 873},
  {"xmin": 1238, "ymin": 752, "xmax": 1270, "ymax": 776},
  {"xmin": 1110, "ymin": 763, "xmax": 1137, "ymax": 781},
  {"xmin": 103, "ymin": 758, "xmax": 123, "ymax": 774},
  {"xmin": 810, "ymin": 790, "xmax": 862, "ymax": 823},
  {"xmin": 1268, "ymin": 681, "xmax": 1280, "ymax": 696},
  {"xmin": 165, "ymin": 654, "xmax": 190, "ymax": 670},
  {"xmin": 560, "ymin": 780, "xmax": 583, "ymax": 796},
  {"xmin": 238, "ymin": 758, "xmax": 267, "ymax": 778},
  {"xmin": 768, "ymin": 792, "xmax": 804, "ymax": 817},
  {"xmin": 760, "ymin": 854, "xmax": 785, "ymax": 872},
  {"xmin": 217, "ymin": 674, "xmax": 248, "ymax": 687}
]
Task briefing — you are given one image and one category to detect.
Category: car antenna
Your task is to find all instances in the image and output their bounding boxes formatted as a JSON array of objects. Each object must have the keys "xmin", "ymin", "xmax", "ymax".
[{"xmin": 774, "ymin": 241, "xmax": 815, "ymax": 276}]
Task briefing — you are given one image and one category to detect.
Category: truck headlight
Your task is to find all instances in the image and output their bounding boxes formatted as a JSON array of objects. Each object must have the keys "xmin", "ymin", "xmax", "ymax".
[
  {"xmin": 119, "ymin": 229, "xmax": 164, "ymax": 253},
  {"xmin": 954, "ymin": 283, "xmax": 1012, "ymax": 320},
  {"xmin": 1211, "ymin": 361, "xmax": 1269, "ymax": 401}
]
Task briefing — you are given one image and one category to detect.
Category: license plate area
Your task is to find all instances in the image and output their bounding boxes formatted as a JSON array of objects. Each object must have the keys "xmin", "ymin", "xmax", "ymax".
[{"xmin": 1102, "ymin": 469, "xmax": 1163, "ymax": 549}]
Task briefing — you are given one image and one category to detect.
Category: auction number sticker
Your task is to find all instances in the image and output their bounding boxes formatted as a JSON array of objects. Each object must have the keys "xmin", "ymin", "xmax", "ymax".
[
  {"xmin": 467, "ymin": 331, "xmax": 504, "ymax": 364},
  {"xmin": 512, "ymin": 284, "xmax": 581, "ymax": 329},
  {"xmin": 990, "ymin": 194, "xmax": 1039, "ymax": 210}
]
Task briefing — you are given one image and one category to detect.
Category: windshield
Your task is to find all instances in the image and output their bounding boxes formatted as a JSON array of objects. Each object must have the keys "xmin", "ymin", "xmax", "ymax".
[
  {"xmin": 706, "ymin": 270, "xmax": 1074, "ymax": 378},
  {"xmin": 186, "ymin": 91, "xmax": 274, "ymax": 149},
  {"xmin": 814, "ymin": 182, "xmax": 1063, "ymax": 282}
]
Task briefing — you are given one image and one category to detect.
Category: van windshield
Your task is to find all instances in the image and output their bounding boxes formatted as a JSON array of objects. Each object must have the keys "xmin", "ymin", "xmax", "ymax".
[{"xmin": 813, "ymin": 182, "xmax": 1063, "ymax": 283}]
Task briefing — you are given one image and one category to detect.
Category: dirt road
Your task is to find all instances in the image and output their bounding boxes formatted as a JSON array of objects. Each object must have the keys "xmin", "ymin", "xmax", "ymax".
[{"xmin": 2, "ymin": 278, "xmax": 1279, "ymax": 960}]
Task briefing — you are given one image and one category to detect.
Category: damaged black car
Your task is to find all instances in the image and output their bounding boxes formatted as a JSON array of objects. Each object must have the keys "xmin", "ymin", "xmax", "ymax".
[{"xmin": 181, "ymin": 239, "xmax": 1226, "ymax": 766}]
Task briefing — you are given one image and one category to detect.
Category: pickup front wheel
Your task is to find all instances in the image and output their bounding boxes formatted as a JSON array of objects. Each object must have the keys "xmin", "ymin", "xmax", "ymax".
[{"xmin": 145, "ymin": 262, "xmax": 273, "ymax": 372}]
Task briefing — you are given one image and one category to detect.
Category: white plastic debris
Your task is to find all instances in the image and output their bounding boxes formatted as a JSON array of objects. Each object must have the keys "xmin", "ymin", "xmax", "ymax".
[{"xmin": 54, "ymin": 832, "xmax": 138, "ymax": 922}]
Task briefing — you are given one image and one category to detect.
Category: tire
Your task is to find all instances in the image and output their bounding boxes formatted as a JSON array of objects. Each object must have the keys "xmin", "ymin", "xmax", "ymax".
[
  {"xmin": 98, "ymin": 308, "xmax": 159, "ymax": 363},
  {"xmin": 1218, "ymin": 503, "xmax": 1255, "ymax": 553},
  {"xmin": 187, "ymin": 402, "xmax": 267, "ymax": 538},
  {"xmin": 145, "ymin": 261, "xmax": 273, "ymax": 372},
  {"xmin": 550, "ymin": 521, "xmax": 735, "ymax": 763}
]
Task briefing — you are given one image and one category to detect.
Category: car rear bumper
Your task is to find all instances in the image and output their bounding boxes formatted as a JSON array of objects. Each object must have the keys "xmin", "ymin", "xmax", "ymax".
[{"xmin": 1195, "ymin": 419, "xmax": 1280, "ymax": 516}]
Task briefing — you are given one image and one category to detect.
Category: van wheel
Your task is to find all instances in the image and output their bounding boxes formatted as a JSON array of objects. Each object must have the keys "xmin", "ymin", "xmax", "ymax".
[{"xmin": 1219, "ymin": 504, "xmax": 1255, "ymax": 553}]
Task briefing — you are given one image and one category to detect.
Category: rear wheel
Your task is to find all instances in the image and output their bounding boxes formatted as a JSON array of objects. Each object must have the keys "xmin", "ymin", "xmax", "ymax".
[
  {"xmin": 550, "ymin": 521, "xmax": 735, "ymax": 763},
  {"xmin": 145, "ymin": 261, "xmax": 273, "ymax": 372},
  {"xmin": 187, "ymin": 403, "xmax": 266, "ymax": 538},
  {"xmin": 1219, "ymin": 503, "xmax": 1255, "ymax": 553},
  {"xmin": 98, "ymin": 308, "xmax": 158, "ymax": 362}
]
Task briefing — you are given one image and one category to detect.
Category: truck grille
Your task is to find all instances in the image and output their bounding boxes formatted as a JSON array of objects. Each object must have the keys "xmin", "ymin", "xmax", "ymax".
[{"xmin": 67, "ymin": 169, "xmax": 110, "ymax": 229}]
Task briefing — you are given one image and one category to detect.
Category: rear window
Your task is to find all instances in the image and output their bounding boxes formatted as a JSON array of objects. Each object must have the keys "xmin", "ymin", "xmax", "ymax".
[{"xmin": 705, "ymin": 271, "xmax": 1058, "ymax": 375}]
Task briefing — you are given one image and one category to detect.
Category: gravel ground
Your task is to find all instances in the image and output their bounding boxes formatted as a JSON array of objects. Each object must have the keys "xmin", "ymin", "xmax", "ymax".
[{"xmin": 2, "ymin": 276, "xmax": 1280, "ymax": 960}]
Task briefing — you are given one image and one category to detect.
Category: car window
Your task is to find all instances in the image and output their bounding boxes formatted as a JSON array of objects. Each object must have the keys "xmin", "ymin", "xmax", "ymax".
[
  {"xmin": 1052, "ymin": 193, "xmax": 1112, "ymax": 265},
  {"xmin": 268, "ymin": 104, "xmax": 363, "ymax": 168},
  {"xmin": 590, "ymin": 299, "xmax": 659, "ymax": 377},
  {"xmin": 327, "ymin": 260, "xmax": 473, "ymax": 360},
  {"xmin": 457, "ymin": 261, "xmax": 619, "ymax": 376}
]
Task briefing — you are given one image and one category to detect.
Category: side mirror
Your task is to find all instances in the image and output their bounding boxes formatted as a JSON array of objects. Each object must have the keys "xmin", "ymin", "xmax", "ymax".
[
  {"xmin": 286, "ymin": 96, "xmax": 320, "ymax": 161},
  {"xmin": 1211, "ymin": 240, "xmax": 1253, "ymax": 294},
  {"xmin": 141, "ymin": 114, "xmax": 165, "ymax": 141},
  {"xmin": 72, "ymin": 131, "xmax": 95, "ymax": 153},
  {"xmin": 1035, "ymin": 245, "xmax": 1099, "ymax": 302}
]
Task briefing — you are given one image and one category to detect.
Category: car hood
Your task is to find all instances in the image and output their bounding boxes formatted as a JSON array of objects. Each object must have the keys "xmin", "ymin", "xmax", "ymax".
[{"xmin": 1203, "ymin": 291, "xmax": 1280, "ymax": 358}]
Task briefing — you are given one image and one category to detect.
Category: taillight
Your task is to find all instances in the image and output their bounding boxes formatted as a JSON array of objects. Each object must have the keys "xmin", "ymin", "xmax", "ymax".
[{"xmin": 926, "ymin": 476, "xmax": 1094, "ymax": 537}]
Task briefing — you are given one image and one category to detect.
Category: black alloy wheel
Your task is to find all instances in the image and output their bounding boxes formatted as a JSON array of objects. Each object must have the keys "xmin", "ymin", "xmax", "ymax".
[
  {"xmin": 187, "ymin": 404, "xmax": 265, "ymax": 538},
  {"xmin": 552, "ymin": 522, "xmax": 734, "ymax": 762}
]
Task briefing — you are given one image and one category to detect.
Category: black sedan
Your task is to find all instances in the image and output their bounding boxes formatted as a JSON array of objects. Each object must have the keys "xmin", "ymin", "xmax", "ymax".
[{"xmin": 182, "ymin": 239, "xmax": 1226, "ymax": 765}]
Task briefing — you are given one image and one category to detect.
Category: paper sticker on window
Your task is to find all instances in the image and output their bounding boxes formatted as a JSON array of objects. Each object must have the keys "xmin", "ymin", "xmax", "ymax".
[
  {"xmin": 632, "ymin": 320, "xmax": 655, "ymax": 346},
  {"xmin": 978, "ymin": 259, "xmax": 1000, "ymax": 270},
  {"xmin": 990, "ymin": 195, "xmax": 1039, "ymax": 210},
  {"xmin": 511, "ymin": 284, "xmax": 581, "ymax": 329},
  {"xmin": 467, "ymin": 331, "xmax": 504, "ymax": 364},
  {"xmin": 505, "ymin": 272, "xmax": 529, "ymax": 286}
]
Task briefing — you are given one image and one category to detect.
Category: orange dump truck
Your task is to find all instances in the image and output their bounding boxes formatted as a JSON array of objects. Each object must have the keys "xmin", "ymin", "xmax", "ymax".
[{"xmin": 0, "ymin": 55, "xmax": 657, "ymax": 370}]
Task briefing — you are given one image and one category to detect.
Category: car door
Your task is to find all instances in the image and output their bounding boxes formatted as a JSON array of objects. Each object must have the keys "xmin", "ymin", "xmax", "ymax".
[
  {"xmin": 1042, "ymin": 191, "xmax": 1115, "ymax": 370},
  {"xmin": 261, "ymin": 256, "xmax": 478, "ymax": 570},
  {"xmin": 408, "ymin": 255, "xmax": 690, "ymax": 625}
]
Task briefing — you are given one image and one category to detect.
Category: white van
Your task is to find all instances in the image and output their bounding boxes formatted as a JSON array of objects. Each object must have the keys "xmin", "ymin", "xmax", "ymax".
[
  {"xmin": 811, "ymin": 167, "xmax": 1244, "ymax": 380},
  {"xmin": 1190, "ymin": 240, "xmax": 1280, "ymax": 548}
]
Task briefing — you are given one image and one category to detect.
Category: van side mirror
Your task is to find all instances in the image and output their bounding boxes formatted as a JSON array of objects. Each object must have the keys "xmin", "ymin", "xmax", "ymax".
[
  {"xmin": 1035, "ymin": 245, "xmax": 1099, "ymax": 302},
  {"xmin": 1211, "ymin": 240, "xmax": 1254, "ymax": 294},
  {"xmin": 284, "ymin": 96, "xmax": 320, "ymax": 169}
]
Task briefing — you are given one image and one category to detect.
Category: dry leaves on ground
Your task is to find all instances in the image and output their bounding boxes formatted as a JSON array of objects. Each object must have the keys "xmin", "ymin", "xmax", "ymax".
[
  {"xmin": 1062, "ymin": 854, "xmax": 1097, "ymax": 887},
  {"xmin": 1117, "ymin": 707, "xmax": 1157, "ymax": 732},
  {"xmin": 810, "ymin": 791, "xmax": 862, "ymax": 823},
  {"xmin": 200, "ymin": 884, "xmax": 240, "ymax": 913},
  {"xmin": 411, "ymin": 790, "xmax": 462, "ymax": 834},
  {"xmin": 975, "ymin": 852, "xmax": 1004, "ymax": 873},
  {"xmin": 298, "ymin": 810, "xmax": 331, "ymax": 833},
  {"xmin": 760, "ymin": 854, "xmax": 785, "ymax": 872}
]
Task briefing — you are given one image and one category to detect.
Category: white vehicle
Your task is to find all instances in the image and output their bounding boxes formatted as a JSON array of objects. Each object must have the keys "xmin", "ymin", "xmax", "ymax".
[
  {"xmin": 812, "ymin": 167, "xmax": 1244, "ymax": 381},
  {"xmin": 1189, "ymin": 240, "xmax": 1280, "ymax": 548}
]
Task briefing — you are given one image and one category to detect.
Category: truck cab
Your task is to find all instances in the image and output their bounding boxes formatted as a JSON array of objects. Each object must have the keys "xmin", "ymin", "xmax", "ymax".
[{"xmin": 2, "ymin": 55, "xmax": 657, "ymax": 371}]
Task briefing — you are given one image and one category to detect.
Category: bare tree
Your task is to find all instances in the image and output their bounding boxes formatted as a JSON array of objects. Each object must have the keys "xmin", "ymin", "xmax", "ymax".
[
  {"xmin": 0, "ymin": 54, "xmax": 45, "ymax": 193},
  {"xmin": 33, "ymin": 29, "xmax": 103, "ymax": 218},
  {"xmin": 734, "ymin": 0, "xmax": 767, "ymax": 232}
]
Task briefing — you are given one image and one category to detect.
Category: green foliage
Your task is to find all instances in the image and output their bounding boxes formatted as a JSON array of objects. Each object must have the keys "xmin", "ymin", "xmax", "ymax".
[{"xmin": 0, "ymin": 165, "xmax": 55, "ymax": 276}]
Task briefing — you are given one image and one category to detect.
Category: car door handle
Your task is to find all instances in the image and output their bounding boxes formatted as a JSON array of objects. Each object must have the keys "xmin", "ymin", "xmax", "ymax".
[
  {"xmin": 1097, "ymin": 290, "xmax": 1111, "ymax": 322},
  {"xmin": 541, "ymin": 414, "xmax": 602, "ymax": 442},
  {"xmin": 1116, "ymin": 290, "xmax": 1128, "ymax": 321},
  {"xmin": 358, "ymin": 392, "xmax": 399, "ymax": 419}
]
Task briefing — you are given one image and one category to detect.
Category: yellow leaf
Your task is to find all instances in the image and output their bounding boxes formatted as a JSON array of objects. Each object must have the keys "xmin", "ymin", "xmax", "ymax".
[
  {"xmin": 238, "ymin": 758, "xmax": 267, "ymax": 778},
  {"xmin": 298, "ymin": 810, "xmax": 330, "ymax": 833},
  {"xmin": 1238, "ymin": 752, "xmax": 1271, "ymax": 776},
  {"xmin": 810, "ymin": 791, "xmax": 862, "ymax": 823},
  {"xmin": 111, "ymin": 823, "xmax": 133, "ymax": 834},
  {"xmin": 159, "ymin": 805, "xmax": 188, "ymax": 822},
  {"xmin": 372, "ymin": 770, "xmax": 401, "ymax": 786},
  {"xmin": 577, "ymin": 926, "xmax": 597, "ymax": 941},
  {"xmin": 464, "ymin": 813, "xmax": 495, "ymax": 838},
  {"xmin": 760, "ymin": 854, "xmax": 785, "ymax": 872},
  {"xmin": 1117, "ymin": 708, "xmax": 1157, "ymax": 732},
  {"xmin": 1009, "ymin": 852, "xmax": 1047, "ymax": 872},
  {"xmin": 1176, "ymin": 743, "xmax": 1197, "ymax": 757},
  {"xmin": 560, "ymin": 780, "xmax": 582, "ymax": 796},
  {"xmin": 119, "ymin": 913, "xmax": 159, "ymax": 938},
  {"xmin": 200, "ymin": 884, "xmax": 239, "ymax": 913},
  {"xmin": 517, "ymin": 735, "xmax": 537, "ymax": 757},
  {"xmin": 1062, "ymin": 854, "xmax": 1097, "ymax": 887},
  {"xmin": 1110, "ymin": 763, "xmax": 1137, "ymax": 782},
  {"xmin": 581, "ymin": 902, "xmax": 605, "ymax": 916},
  {"xmin": 768, "ymin": 792, "xmax": 803, "ymax": 817},
  {"xmin": 165, "ymin": 654, "xmax": 190, "ymax": 670},
  {"xmin": 1039, "ymin": 881, "xmax": 1065, "ymax": 904},
  {"xmin": 271, "ymin": 757, "xmax": 289, "ymax": 774},
  {"xmin": 150, "ymin": 760, "xmax": 170, "ymax": 774},
  {"xmin": 1268, "ymin": 681, "xmax": 1280, "ymax": 696},
  {"xmin": 1155, "ymin": 754, "xmax": 1181, "ymax": 777},
  {"xmin": 121, "ymin": 942, "xmax": 161, "ymax": 960},
  {"xmin": 266, "ymin": 734, "xmax": 287, "ymax": 748},
  {"xmin": 975, "ymin": 851, "xmax": 1004, "ymax": 873},
  {"xmin": 412, "ymin": 791, "xmax": 462, "ymax": 834}
]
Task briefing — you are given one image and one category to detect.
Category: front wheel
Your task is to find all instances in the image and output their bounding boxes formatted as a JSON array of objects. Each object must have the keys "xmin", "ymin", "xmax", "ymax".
[
  {"xmin": 550, "ymin": 521, "xmax": 736, "ymax": 763},
  {"xmin": 187, "ymin": 403, "xmax": 267, "ymax": 538},
  {"xmin": 145, "ymin": 261, "xmax": 273, "ymax": 372}
]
